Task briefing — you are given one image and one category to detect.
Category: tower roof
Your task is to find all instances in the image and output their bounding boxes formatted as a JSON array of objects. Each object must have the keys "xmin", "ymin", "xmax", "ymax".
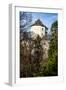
[{"xmin": 31, "ymin": 19, "xmax": 48, "ymax": 29}]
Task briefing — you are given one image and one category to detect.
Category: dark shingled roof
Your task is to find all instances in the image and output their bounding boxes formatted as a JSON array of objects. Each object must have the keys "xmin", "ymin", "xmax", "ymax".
[{"xmin": 31, "ymin": 19, "xmax": 48, "ymax": 29}]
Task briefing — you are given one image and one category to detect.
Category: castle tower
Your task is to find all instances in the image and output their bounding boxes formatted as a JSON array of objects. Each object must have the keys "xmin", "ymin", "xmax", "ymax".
[{"xmin": 31, "ymin": 19, "xmax": 48, "ymax": 38}]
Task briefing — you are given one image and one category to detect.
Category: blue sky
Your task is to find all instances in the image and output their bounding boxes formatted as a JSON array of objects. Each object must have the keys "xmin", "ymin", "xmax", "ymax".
[
  {"xmin": 31, "ymin": 12, "xmax": 58, "ymax": 34},
  {"xmin": 20, "ymin": 12, "xmax": 58, "ymax": 33}
]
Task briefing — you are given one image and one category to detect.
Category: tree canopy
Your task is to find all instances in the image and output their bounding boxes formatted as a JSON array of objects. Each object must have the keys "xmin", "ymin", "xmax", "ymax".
[{"xmin": 42, "ymin": 20, "xmax": 58, "ymax": 76}]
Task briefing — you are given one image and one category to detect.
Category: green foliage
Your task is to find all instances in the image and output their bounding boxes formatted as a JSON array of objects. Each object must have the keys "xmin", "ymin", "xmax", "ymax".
[
  {"xmin": 42, "ymin": 20, "xmax": 58, "ymax": 76},
  {"xmin": 20, "ymin": 21, "xmax": 58, "ymax": 77}
]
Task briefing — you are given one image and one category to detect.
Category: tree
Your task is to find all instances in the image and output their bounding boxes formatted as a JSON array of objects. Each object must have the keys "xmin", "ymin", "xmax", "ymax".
[
  {"xmin": 42, "ymin": 20, "xmax": 58, "ymax": 76},
  {"xmin": 32, "ymin": 35, "xmax": 43, "ymax": 76},
  {"xmin": 20, "ymin": 12, "xmax": 32, "ymax": 32},
  {"xmin": 20, "ymin": 40, "xmax": 32, "ymax": 77},
  {"xmin": 20, "ymin": 12, "xmax": 32, "ymax": 77}
]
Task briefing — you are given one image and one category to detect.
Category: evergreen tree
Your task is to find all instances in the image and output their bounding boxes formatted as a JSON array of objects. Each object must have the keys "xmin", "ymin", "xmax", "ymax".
[{"xmin": 43, "ymin": 20, "xmax": 58, "ymax": 76}]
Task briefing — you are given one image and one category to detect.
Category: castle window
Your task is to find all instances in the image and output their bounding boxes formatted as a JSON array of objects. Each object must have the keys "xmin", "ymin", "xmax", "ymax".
[
  {"xmin": 42, "ymin": 33, "xmax": 43, "ymax": 36},
  {"xmin": 42, "ymin": 28, "xmax": 44, "ymax": 31}
]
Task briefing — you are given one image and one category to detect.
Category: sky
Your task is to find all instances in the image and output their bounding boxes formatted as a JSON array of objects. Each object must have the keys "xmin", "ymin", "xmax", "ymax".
[
  {"xmin": 31, "ymin": 12, "xmax": 58, "ymax": 34},
  {"xmin": 20, "ymin": 12, "xmax": 58, "ymax": 34}
]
